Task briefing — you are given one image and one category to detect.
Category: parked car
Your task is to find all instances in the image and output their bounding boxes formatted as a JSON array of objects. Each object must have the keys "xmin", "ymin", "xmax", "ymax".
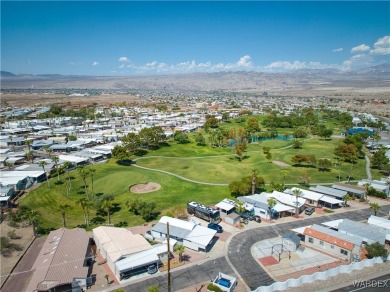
[
  {"xmin": 254, "ymin": 215, "xmax": 262, "ymax": 223},
  {"xmin": 208, "ymin": 223, "xmax": 223, "ymax": 233},
  {"xmin": 305, "ymin": 207, "xmax": 315, "ymax": 215},
  {"xmin": 144, "ymin": 231, "xmax": 154, "ymax": 241},
  {"xmin": 147, "ymin": 265, "xmax": 158, "ymax": 274}
]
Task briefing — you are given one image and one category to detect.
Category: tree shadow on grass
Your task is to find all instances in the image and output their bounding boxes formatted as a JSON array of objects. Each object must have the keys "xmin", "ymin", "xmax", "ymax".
[
  {"xmin": 292, "ymin": 164, "xmax": 316, "ymax": 168},
  {"xmin": 90, "ymin": 216, "xmax": 105, "ymax": 225},
  {"xmin": 116, "ymin": 159, "xmax": 133, "ymax": 166}
]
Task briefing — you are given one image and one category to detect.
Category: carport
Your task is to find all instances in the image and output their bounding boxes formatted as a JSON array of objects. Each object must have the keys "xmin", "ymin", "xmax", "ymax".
[
  {"xmin": 273, "ymin": 203, "xmax": 295, "ymax": 218},
  {"xmin": 318, "ymin": 195, "xmax": 343, "ymax": 208},
  {"xmin": 215, "ymin": 199, "xmax": 236, "ymax": 215}
]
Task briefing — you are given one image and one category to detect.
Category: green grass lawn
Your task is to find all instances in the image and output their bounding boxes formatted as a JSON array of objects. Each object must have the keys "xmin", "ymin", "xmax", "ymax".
[
  {"xmin": 20, "ymin": 115, "xmax": 375, "ymax": 231},
  {"xmin": 137, "ymin": 137, "xmax": 367, "ymax": 185},
  {"xmin": 20, "ymin": 161, "xmax": 228, "ymax": 230}
]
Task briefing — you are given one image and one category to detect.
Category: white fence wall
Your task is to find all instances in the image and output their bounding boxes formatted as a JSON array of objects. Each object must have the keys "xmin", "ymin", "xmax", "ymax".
[{"xmin": 253, "ymin": 256, "xmax": 389, "ymax": 292}]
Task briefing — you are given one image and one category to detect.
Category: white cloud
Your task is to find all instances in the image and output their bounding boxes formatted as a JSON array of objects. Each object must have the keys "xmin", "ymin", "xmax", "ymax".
[
  {"xmin": 92, "ymin": 61, "xmax": 99, "ymax": 66},
  {"xmin": 370, "ymin": 36, "xmax": 390, "ymax": 55},
  {"xmin": 119, "ymin": 57, "xmax": 128, "ymax": 62},
  {"xmin": 119, "ymin": 64, "xmax": 125, "ymax": 69},
  {"xmin": 237, "ymin": 55, "xmax": 252, "ymax": 67},
  {"xmin": 264, "ymin": 60, "xmax": 339, "ymax": 71},
  {"xmin": 123, "ymin": 55, "xmax": 255, "ymax": 74},
  {"xmin": 351, "ymin": 44, "xmax": 370, "ymax": 53},
  {"xmin": 332, "ymin": 48, "xmax": 343, "ymax": 52},
  {"xmin": 342, "ymin": 53, "xmax": 373, "ymax": 71}
]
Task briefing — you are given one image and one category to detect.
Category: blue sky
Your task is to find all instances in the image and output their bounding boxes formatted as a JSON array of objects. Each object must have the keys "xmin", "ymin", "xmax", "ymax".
[{"xmin": 1, "ymin": 1, "xmax": 389, "ymax": 75}]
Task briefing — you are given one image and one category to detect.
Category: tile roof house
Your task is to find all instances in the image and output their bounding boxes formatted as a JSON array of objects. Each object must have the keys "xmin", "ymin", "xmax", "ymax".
[
  {"xmin": 303, "ymin": 224, "xmax": 362, "ymax": 262},
  {"xmin": 26, "ymin": 228, "xmax": 91, "ymax": 292}
]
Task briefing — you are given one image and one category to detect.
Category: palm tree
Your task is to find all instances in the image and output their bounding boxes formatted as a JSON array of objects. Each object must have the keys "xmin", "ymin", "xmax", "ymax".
[
  {"xmin": 251, "ymin": 169, "xmax": 258, "ymax": 195},
  {"xmin": 101, "ymin": 194, "xmax": 114, "ymax": 224},
  {"xmin": 236, "ymin": 201, "xmax": 246, "ymax": 214},
  {"xmin": 8, "ymin": 135, "xmax": 15, "ymax": 152},
  {"xmin": 59, "ymin": 204, "xmax": 70, "ymax": 227},
  {"xmin": 25, "ymin": 139, "xmax": 32, "ymax": 151},
  {"xmin": 342, "ymin": 194, "xmax": 352, "ymax": 207},
  {"xmin": 77, "ymin": 166, "xmax": 90, "ymax": 198},
  {"xmin": 38, "ymin": 160, "xmax": 50, "ymax": 188},
  {"xmin": 44, "ymin": 147, "xmax": 53, "ymax": 159},
  {"xmin": 369, "ymin": 203, "xmax": 381, "ymax": 216},
  {"xmin": 208, "ymin": 130, "xmax": 217, "ymax": 147},
  {"xmin": 280, "ymin": 169, "xmax": 289, "ymax": 184},
  {"xmin": 27, "ymin": 210, "xmax": 41, "ymax": 237},
  {"xmin": 5, "ymin": 161, "xmax": 13, "ymax": 169},
  {"xmin": 51, "ymin": 156, "xmax": 60, "ymax": 182},
  {"xmin": 292, "ymin": 188, "xmax": 303, "ymax": 218},
  {"xmin": 174, "ymin": 244, "xmax": 185, "ymax": 262},
  {"xmin": 77, "ymin": 198, "xmax": 91, "ymax": 226},
  {"xmin": 363, "ymin": 183, "xmax": 370, "ymax": 201},
  {"xmin": 25, "ymin": 150, "xmax": 34, "ymax": 163},
  {"xmin": 89, "ymin": 167, "xmax": 96, "ymax": 197},
  {"xmin": 267, "ymin": 198, "xmax": 277, "ymax": 220},
  {"xmin": 63, "ymin": 161, "xmax": 72, "ymax": 196}
]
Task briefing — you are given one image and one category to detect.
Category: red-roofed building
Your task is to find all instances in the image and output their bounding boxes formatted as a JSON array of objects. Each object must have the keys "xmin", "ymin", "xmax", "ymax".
[{"xmin": 303, "ymin": 224, "xmax": 362, "ymax": 262}]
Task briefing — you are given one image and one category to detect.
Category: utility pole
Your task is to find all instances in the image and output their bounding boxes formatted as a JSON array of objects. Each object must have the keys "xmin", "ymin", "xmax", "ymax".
[{"xmin": 167, "ymin": 222, "xmax": 171, "ymax": 292}]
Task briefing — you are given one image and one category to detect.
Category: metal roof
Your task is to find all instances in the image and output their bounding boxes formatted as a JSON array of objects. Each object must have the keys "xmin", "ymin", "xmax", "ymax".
[
  {"xmin": 152, "ymin": 222, "xmax": 192, "ymax": 239},
  {"xmin": 338, "ymin": 219, "xmax": 386, "ymax": 244},
  {"xmin": 309, "ymin": 185, "xmax": 347, "ymax": 197},
  {"xmin": 332, "ymin": 183, "xmax": 366, "ymax": 195},
  {"xmin": 309, "ymin": 224, "xmax": 362, "ymax": 246},
  {"xmin": 26, "ymin": 228, "xmax": 89, "ymax": 292}
]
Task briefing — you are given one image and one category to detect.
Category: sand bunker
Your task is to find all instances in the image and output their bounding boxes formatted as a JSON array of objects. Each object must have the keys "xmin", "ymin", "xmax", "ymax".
[
  {"xmin": 130, "ymin": 182, "xmax": 161, "ymax": 194},
  {"xmin": 272, "ymin": 160, "xmax": 290, "ymax": 167}
]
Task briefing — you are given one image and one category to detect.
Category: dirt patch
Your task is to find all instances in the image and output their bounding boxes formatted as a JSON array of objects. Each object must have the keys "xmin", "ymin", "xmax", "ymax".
[
  {"xmin": 0, "ymin": 221, "xmax": 35, "ymax": 287},
  {"xmin": 130, "ymin": 182, "xmax": 161, "ymax": 194},
  {"xmin": 273, "ymin": 160, "xmax": 290, "ymax": 167}
]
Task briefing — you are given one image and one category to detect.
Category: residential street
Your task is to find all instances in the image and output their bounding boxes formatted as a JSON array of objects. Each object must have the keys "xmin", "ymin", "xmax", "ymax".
[{"xmin": 114, "ymin": 203, "xmax": 390, "ymax": 292}]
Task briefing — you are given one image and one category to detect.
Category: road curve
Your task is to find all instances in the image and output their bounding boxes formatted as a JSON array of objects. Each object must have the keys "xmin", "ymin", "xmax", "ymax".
[{"xmin": 227, "ymin": 204, "xmax": 390, "ymax": 290}]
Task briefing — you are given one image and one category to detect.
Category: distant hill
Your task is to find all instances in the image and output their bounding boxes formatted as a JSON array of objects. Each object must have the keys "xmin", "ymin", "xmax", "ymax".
[
  {"xmin": 0, "ymin": 71, "xmax": 17, "ymax": 77},
  {"xmin": 355, "ymin": 63, "xmax": 390, "ymax": 75},
  {"xmin": 1, "ymin": 63, "xmax": 389, "ymax": 91}
]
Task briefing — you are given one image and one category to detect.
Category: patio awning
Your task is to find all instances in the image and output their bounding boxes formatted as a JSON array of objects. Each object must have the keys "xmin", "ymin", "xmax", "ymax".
[
  {"xmin": 273, "ymin": 203, "xmax": 294, "ymax": 212},
  {"xmin": 319, "ymin": 195, "xmax": 344, "ymax": 205},
  {"xmin": 215, "ymin": 201, "xmax": 235, "ymax": 212}
]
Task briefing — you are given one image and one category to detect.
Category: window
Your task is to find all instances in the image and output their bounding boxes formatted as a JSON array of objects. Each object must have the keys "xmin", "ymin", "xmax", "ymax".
[
  {"xmin": 331, "ymin": 245, "xmax": 334, "ymax": 249},
  {"xmin": 308, "ymin": 237, "xmax": 314, "ymax": 243},
  {"xmin": 340, "ymin": 249, "xmax": 348, "ymax": 255},
  {"xmin": 320, "ymin": 241, "xmax": 324, "ymax": 245}
]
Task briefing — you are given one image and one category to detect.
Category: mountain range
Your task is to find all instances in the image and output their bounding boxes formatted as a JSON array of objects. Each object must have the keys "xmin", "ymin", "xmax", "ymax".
[{"xmin": 1, "ymin": 63, "xmax": 389, "ymax": 91}]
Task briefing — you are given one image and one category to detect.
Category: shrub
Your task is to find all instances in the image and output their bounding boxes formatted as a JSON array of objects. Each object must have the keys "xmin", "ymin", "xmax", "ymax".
[
  {"xmin": 366, "ymin": 242, "xmax": 388, "ymax": 258},
  {"xmin": 323, "ymin": 209, "xmax": 334, "ymax": 213},
  {"xmin": 367, "ymin": 187, "xmax": 387, "ymax": 199},
  {"xmin": 207, "ymin": 283, "xmax": 224, "ymax": 292},
  {"xmin": 359, "ymin": 198, "xmax": 366, "ymax": 202}
]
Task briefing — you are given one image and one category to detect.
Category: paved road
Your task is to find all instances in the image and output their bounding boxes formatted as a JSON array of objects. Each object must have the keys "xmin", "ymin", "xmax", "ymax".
[
  {"xmin": 227, "ymin": 204, "xmax": 390, "ymax": 290},
  {"xmin": 119, "ymin": 256, "xmax": 234, "ymax": 292},
  {"xmin": 1, "ymin": 237, "xmax": 46, "ymax": 292},
  {"xmin": 333, "ymin": 274, "xmax": 390, "ymax": 292},
  {"xmin": 116, "ymin": 204, "xmax": 390, "ymax": 292}
]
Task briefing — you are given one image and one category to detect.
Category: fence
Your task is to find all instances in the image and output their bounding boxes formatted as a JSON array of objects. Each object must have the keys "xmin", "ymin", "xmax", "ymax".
[{"xmin": 253, "ymin": 256, "xmax": 389, "ymax": 292}]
